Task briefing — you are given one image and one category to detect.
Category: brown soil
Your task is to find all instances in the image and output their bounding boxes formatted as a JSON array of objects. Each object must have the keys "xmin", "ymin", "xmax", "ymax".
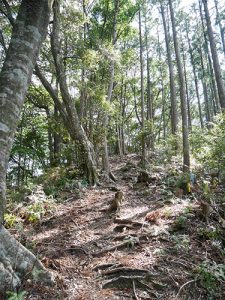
[{"xmin": 12, "ymin": 155, "xmax": 225, "ymax": 299}]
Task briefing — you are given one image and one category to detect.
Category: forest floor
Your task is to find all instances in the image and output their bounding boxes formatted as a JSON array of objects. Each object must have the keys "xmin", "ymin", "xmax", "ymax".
[{"xmin": 9, "ymin": 154, "xmax": 225, "ymax": 299}]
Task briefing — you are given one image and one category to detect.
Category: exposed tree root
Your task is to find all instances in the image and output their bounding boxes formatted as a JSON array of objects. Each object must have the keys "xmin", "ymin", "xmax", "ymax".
[
  {"xmin": 93, "ymin": 263, "xmax": 123, "ymax": 272},
  {"xmin": 100, "ymin": 267, "xmax": 152, "ymax": 277},
  {"xmin": 92, "ymin": 241, "xmax": 130, "ymax": 257},
  {"xmin": 0, "ymin": 226, "xmax": 55, "ymax": 292},
  {"xmin": 102, "ymin": 275, "xmax": 157, "ymax": 290}
]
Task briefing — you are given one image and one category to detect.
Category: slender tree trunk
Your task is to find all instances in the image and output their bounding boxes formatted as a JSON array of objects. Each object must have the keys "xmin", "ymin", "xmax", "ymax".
[
  {"xmin": 214, "ymin": 0, "xmax": 225, "ymax": 59},
  {"xmin": 160, "ymin": 2, "xmax": 178, "ymax": 137},
  {"xmin": 157, "ymin": 26, "xmax": 166, "ymax": 140},
  {"xmin": 0, "ymin": 0, "xmax": 54, "ymax": 291},
  {"xmin": 51, "ymin": 0, "xmax": 97, "ymax": 185},
  {"xmin": 186, "ymin": 29, "xmax": 204, "ymax": 128},
  {"xmin": 199, "ymin": 45, "xmax": 212, "ymax": 123},
  {"xmin": 138, "ymin": 8, "xmax": 146, "ymax": 167},
  {"xmin": 202, "ymin": 0, "xmax": 225, "ymax": 109},
  {"xmin": 102, "ymin": 0, "xmax": 119, "ymax": 180},
  {"xmin": 169, "ymin": 0, "xmax": 190, "ymax": 172},
  {"xmin": 45, "ymin": 107, "xmax": 54, "ymax": 166},
  {"xmin": 199, "ymin": 0, "xmax": 220, "ymax": 113},
  {"xmin": 144, "ymin": 10, "xmax": 153, "ymax": 150},
  {"xmin": 181, "ymin": 36, "xmax": 192, "ymax": 131}
]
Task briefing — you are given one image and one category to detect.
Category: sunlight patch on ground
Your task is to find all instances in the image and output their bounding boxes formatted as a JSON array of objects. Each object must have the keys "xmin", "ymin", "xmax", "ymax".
[{"xmin": 121, "ymin": 205, "xmax": 149, "ymax": 219}]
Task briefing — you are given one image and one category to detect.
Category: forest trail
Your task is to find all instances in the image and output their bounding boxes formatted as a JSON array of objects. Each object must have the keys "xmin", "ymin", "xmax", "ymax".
[{"xmin": 21, "ymin": 154, "xmax": 225, "ymax": 299}]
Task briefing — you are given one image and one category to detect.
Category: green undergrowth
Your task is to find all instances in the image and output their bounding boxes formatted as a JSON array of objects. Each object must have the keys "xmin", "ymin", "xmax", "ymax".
[{"xmin": 37, "ymin": 166, "xmax": 87, "ymax": 197}]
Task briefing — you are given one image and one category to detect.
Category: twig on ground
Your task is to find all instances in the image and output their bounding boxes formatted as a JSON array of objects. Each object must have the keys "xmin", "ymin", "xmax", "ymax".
[
  {"xmin": 132, "ymin": 280, "xmax": 140, "ymax": 300},
  {"xmin": 175, "ymin": 279, "xmax": 196, "ymax": 299}
]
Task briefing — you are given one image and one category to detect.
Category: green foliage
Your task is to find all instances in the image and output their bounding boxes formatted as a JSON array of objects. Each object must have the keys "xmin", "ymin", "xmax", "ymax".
[
  {"xmin": 172, "ymin": 234, "xmax": 190, "ymax": 252},
  {"xmin": 183, "ymin": 205, "xmax": 193, "ymax": 214},
  {"xmin": 6, "ymin": 291, "xmax": 26, "ymax": 300},
  {"xmin": 198, "ymin": 226, "xmax": 221, "ymax": 240},
  {"xmin": 195, "ymin": 260, "xmax": 225, "ymax": 292},
  {"xmin": 123, "ymin": 235, "xmax": 140, "ymax": 248},
  {"xmin": 191, "ymin": 113, "xmax": 225, "ymax": 179},
  {"xmin": 8, "ymin": 99, "xmax": 49, "ymax": 187},
  {"xmin": 25, "ymin": 201, "xmax": 52, "ymax": 223},
  {"xmin": 4, "ymin": 213, "xmax": 19, "ymax": 228},
  {"xmin": 174, "ymin": 215, "xmax": 187, "ymax": 229},
  {"xmin": 7, "ymin": 186, "xmax": 33, "ymax": 203},
  {"xmin": 176, "ymin": 173, "xmax": 191, "ymax": 193},
  {"xmin": 157, "ymin": 133, "xmax": 182, "ymax": 164},
  {"xmin": 38, "ymin": 167, "xmax": 81, "ymax": 197}
]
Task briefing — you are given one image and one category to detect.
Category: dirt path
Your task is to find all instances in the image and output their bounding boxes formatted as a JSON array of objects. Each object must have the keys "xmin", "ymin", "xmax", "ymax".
[{"xmin": 21, "ymin": 155, "xmax": 225, "ymax": 299}]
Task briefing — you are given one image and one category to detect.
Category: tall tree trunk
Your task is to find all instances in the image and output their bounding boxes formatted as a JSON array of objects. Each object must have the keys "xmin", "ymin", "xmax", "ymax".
[
  {"xmin": 198, "ymin": 40, "xmax": 212, "ymax": 123},
  {"xmin": 0, "ymin": 0, "xmax": 54, "ymax": 291},
  {"xmin": 181, "ymin": 36, "xmax": 192, "ymax": 131},
  {"xmin": 160, "ymin": 2, "xmax": 178, "ymax": 138},
  {"xmin": 214, "ymin": 0, "xmax": 225, "ymax": 59},
  {"xmin": 202, "ymin": 0, "xmax": 225, "ymax": 109},
  {"xmin": 157, "ymin": 26, "xmax": 166, "ymax": 140},
  {"xmin": 186, "ymin": 29, "xmax": 204, "ymax": 128},
  {"xmin": 139, "ymin": 7, "xmax": 146, "ymax": 167},
  {"xmin": 144, "ymin": 8, "xmax": 153, "ymax": 150},
  {"xmin": 199, "ymin": 0, "xmax": 220, "ymax": 113},
  {"xmin": 51, "ymin": 0, "xmax": 97, "ymax": 185},
  {"xmin": 169, "ymin": 0, "xmax": 190, "ymax": 172},
  {"xmin": 102, "ymin": 0, "xmax": 119, "ymax": 180}
]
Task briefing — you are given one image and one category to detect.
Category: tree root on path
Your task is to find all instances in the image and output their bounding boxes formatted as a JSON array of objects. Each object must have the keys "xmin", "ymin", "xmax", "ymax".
[
  {"xmin": 100, "ymin": 267, "xmax": 155, "ymax": 277},
  {"xmin": 94, "ymin": 263, "xmax": 165, "ymax": 298},
  {"xmin": 102, "ymin": 275, "xmax": 152, "ymax": 289},
  {"xmin": 92, "ymin": 240, "xmax": 133, "ymax": 257},
  {"xmin": 0, "ymin": 226, "xmax": 55, "ymax": 292}
]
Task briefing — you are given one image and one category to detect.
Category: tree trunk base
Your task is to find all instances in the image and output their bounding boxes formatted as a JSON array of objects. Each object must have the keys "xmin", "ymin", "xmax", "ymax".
[{"xmin": 0, "ymin": 226, "xmax": 55, "ymax": 292}]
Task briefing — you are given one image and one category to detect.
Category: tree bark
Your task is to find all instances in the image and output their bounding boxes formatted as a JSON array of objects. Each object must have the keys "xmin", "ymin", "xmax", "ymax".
[
  {"xmin": 139, "ymin": 7, "xmax": 146, "ymax": 168},
  {"xmin": 181, "ymin": 36, "xmax": 192, "ymax": 131},
  {"xmin": 214, "ymin": 0, "xmax": 225, "ymax": 59},
  {"xmin": 160, "ymin": 2, "xmax": 178, "ymax": 137},
  {"xmin": 0, "ymin": 0, "xmax": 54, "ymax": 291},
  {"xmin": 186, "ymin": 29, "xmax": 204, "ymax": 128},
  {"xmin": 202, "ymin": 0, "xmax": 225, "ymax": 109},
  {"xmin": 50, "ymin": 0, "xmax": 98, "ymax": 185},
  {"xmin": 144, "ymin": 7, "xmax": 154, "ymax": 150},
  {"xmin": 102, "ymin": 0, "xmax": 119, "ymax": 180},
  {"xmin": 169, "ymin": 0, "xmax": 190, "ymax": 172},
  {"xmin": 199, "ymin": 0, "xmax": 220, "ymax": 113}
]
